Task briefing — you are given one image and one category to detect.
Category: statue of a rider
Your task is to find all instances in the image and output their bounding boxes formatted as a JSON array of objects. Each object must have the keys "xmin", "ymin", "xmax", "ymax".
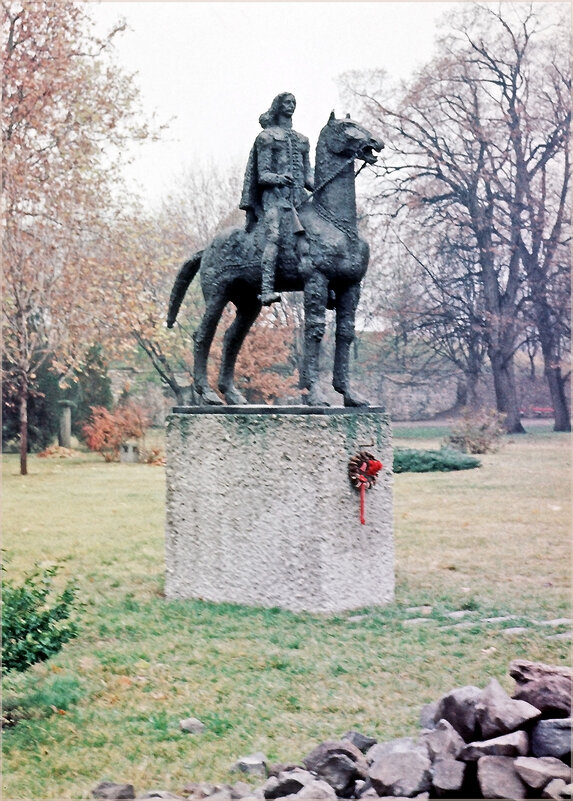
[{"xmin": 240, "ymin": 93, "xmax": 314, "ymax": 305}]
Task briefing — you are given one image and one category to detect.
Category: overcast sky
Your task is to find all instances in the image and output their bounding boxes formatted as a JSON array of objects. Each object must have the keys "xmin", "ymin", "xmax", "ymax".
[{"xmin": 90, "ymin": 1, "xmax": 457, "ymax": 205}]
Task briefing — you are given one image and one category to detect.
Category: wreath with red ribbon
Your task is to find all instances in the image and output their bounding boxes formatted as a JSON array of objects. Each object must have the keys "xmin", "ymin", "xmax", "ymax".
[{"xmin": 348, "ymin": 451, "xmax": 384, "ymax": 525}]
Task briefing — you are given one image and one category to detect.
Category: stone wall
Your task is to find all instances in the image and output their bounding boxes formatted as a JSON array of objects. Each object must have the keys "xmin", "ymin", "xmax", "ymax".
[{"xmin": 378, "ymin": 372, "xmax": 460, "ymax": 421}]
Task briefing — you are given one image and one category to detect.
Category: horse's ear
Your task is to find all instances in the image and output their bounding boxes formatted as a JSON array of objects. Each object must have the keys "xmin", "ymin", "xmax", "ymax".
[
  {"xmin": 329, "ymin": 110, "xmax": 336, "ymax": 122},
  {"xmin": 345, "ymin": 113, "xmax": 351, "ymax": 119}
]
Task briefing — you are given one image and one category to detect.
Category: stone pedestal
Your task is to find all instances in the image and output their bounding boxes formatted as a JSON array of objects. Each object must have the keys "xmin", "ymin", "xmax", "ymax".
[{"xmin": 165, "ymin": 407, "xmax": 394, "ymax": 613}]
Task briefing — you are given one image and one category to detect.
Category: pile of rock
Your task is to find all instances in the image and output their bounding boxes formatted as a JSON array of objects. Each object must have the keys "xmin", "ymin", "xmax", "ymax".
[{"xmin": 92, "ymin": 660, "xmax": 571, "ymax": 800}]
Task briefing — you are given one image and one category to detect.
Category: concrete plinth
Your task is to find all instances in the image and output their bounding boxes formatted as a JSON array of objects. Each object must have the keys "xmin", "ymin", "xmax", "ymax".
[{"xmin": 165, "ymin": 407, "xmax": 394, "ymax": 613}]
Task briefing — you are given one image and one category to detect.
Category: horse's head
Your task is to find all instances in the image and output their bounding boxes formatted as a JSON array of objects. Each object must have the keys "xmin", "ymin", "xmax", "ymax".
[{"xmin": 322, "ymin": 112, "xmax": 384, "ymax": 165}]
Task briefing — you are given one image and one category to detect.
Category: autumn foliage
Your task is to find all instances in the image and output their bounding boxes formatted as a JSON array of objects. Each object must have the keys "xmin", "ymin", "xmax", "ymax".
[
  {"xmin": 82, "ymin": 403, "xmax": 149, "ymax": 462},
  {"xmin": 2, "ymin": 0, "xmax": 153, "ymax": 473}
]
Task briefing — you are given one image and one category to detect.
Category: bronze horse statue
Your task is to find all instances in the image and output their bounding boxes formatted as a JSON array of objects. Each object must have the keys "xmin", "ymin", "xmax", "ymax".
[{"xmin": 167, "ymin": 113, "xmax": 383, "ymax": 406}]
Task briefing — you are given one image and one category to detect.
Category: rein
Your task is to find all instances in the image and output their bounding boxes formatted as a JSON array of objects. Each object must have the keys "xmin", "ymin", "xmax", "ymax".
[
  {"xmin": 310, "ymin": 154, "xmax": 357, "ymax": 198},
  {"xmin": 305, "ymin": 154, "xmax": 367, "ymax": 242}
]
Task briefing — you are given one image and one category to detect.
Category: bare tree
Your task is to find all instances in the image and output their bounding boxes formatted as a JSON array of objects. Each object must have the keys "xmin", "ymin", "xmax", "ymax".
[{"xmin": 340, "ymin": 2, "xmax": 570, "ymax": 432}]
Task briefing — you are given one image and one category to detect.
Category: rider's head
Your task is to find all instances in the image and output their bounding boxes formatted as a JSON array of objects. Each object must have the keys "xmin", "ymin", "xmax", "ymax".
[{"xmin": 259, "ymin": 93, "xmax": 296, "ymax": 128}]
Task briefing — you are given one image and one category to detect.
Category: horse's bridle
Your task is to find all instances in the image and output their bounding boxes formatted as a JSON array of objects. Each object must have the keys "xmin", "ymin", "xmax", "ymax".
[{"xmin": 301, "ymin": 153, "xmax": 367, "ymax": 242}]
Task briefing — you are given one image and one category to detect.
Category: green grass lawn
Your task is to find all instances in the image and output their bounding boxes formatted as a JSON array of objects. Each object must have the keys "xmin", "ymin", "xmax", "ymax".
[{"xmin": 2, "ymin": 426, "xmax": 570, "ymax": 800}]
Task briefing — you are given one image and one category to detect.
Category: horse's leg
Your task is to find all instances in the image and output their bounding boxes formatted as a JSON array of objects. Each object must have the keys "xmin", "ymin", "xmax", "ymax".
[
  {"xmin": 218, "ymin": 296, "xmax": 262, "ymax": 405},
  {"xmin": 301, "ymin": 271, "xmax": 330, "ymax": 406},
  {"xmin": 193, "ymin": 291, "xmax": 228, "ymax": 405},
  {"xmin": 332, "ymin": 282, "xmax": 369, "ymax": 407}
]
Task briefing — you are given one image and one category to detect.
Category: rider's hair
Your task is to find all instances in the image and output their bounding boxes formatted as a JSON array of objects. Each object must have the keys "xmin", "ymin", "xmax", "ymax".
[{"xmin": 259, "ymin": 93, "xmax": 295, "ymax": 129}]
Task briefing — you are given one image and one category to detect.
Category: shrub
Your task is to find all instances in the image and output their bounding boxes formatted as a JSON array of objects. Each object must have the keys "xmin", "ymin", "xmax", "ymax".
[
  {"xmin": 2, "ymin": 564, "xmax": 79, "ymax": 674},
  {"xmin": 444, "ymin": 407, "xmax": 507, "ymax": 454},
  {"xmin": 393, "ymin": 447, "xmax": 481, "ymax": 473},
  {"xmin": 82, "ymin": 401, "xmax": 149, "ymax": 461}
]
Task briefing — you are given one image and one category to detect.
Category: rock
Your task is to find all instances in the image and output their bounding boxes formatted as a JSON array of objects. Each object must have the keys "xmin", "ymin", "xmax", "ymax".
[
  {"xmin": 180, "ymin": 717, "xmax": 206, "ymax": 734},
  {"xmin": 230, "ymin": 783, "xmax": 254, "ymax": 798},
  {"xmin": 531, "ymin": 719, "xmax": 572, "ymax": 759},
  {"xmin": 139, "ymin": 793, "xmax": 186, "ymax": 800},
  {"xmin": 430, "ymin": 758, "xmax": 466, "ymax": 796},
  {"xmin": 460, "ymin": 729, "xmax": 529, "ymax": 760},
  {"xmin": 419, "ymin": 702, "xmax": 438, "ymax": 731},
  {"xmin": 501, "ymin": 627, "xmax": 529, "ymax": 636},
  {"xmin": 262, "ymin": 769, "xmax": 314, "ymax": 798},
  {"xmin": 447, "ymin": 610, "xmax": 472, "ymax": 619},
  {"xmin": 297, "ymin": 780, "xmax": 337, "ymax": 799},
  {"xmin": 368, "ymin": 750, "xmax": 432, "ymax": 798},
  {"xmin": 232, "ymin": 753, "xmax": 267, "ymax": 776},
  {"xmin": 92, "ymin": 783, "xmax": 136, "ymax": 800},
  {"xmin": 180, "ymin": 782, "xmax": 215, "ymax": 801},
  {"xmin": 433, "ymin": 685, "xmax": 483, "ymax": 741},
  {"xmin": 302, "ymin": 740, "xmax": 367, "ymax": 794},
  {"xmin": 261, "ymin": 778, "xmax": 279, "ymax": 799},
  {"xmin": 477, "ymin": 756, "xmax": 528, "ymax": 799},
  {"xmin": 476, "ymin": 677, "xmax": 541, "ymax": 738},
  {"xmin": 342, "ymin": 730, "xmax": 378, "ymax": 753},
  {"xmin": 266, "ymin": 765, "xmax": 301, "ymax": 779},
  {"xmin": 510, "ymin": 660, "xmax": 572, "ymax": 716},
  {"xmin": 514, "ymin": 756, "xmax": 572, "ymax": 789},
  {"xmin": 206, "ymin": 790, "xmax": 233, "ymax": 801},
  {"xmin": 179, "ymin": 783, "xmax": 218, "ymax": 799},
  {"xmin": 421, "ymin": 718, "xmax": 465, "ymax": 760},
  {"xmin": 356, "ymin": 787, "xmax": 378, "ymax": 799},
  {"xmin": 366, "ymin": 737, "xmax": 429, "ymax": 766},
  {"xmin": 543, "ymin": 779, "xmax": 569, "ymax": 799}
]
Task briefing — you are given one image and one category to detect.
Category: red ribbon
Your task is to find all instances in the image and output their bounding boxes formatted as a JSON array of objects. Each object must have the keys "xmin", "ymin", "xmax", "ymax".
[{"xmin": 357, "ymin": 459, "xmax": 383, "ymax": 524}]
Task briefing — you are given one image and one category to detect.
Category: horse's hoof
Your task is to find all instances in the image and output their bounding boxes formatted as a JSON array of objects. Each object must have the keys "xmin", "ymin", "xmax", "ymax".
[
  {"xmin": 199, "ymin": 388, "xmax": 224, "ymax": 406},
  {"xmin": 303, "ymin": 391, "xmax": 331, "ymax": 407},
  {"xmin": 343, "ymin": 392, "xmax": 370, "ymax": 408},
  {"xmin": 223, "ymin": 388, "xmax": 248, "ymax": 405}
]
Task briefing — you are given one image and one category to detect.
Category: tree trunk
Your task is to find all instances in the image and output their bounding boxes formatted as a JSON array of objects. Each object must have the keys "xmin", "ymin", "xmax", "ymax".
[
  {"xmin": 544, "ymin": 364, "xmax": 571, "ymax": 432},
  {"xmin": 457, "ymin": 369, "xmax": 481, "ymax": 410},
  {"xmin": 488, "ymin": 350, "xmax": 526, "ymax": 434},
  {"xmin": 530, "ymin": 292, "xmax": 571, "ymax": 432},
  {"xmin": 19, "ymin": 375, "xmax": 29, "ymax": 475}
]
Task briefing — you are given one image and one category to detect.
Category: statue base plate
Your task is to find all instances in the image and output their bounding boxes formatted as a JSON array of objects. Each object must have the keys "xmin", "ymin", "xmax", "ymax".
[{"xmin": 165, "ymin": 408, "xmax": 394, "ymax": 613}]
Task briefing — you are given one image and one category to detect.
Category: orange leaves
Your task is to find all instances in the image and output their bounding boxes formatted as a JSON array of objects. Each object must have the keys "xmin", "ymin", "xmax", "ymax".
[
  {"xmin": 82, "ymin": 402, "xmax": 149, "ymax": 461},
  {"xmin": 3, "ymin": 0, "xmax": 157, "ymax": 379}
]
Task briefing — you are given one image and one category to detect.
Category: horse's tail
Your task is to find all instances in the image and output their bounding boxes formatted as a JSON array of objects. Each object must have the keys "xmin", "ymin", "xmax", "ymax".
[{"xmin": 166, "ymin": 250, "xmax": 204, "ymax": 328}]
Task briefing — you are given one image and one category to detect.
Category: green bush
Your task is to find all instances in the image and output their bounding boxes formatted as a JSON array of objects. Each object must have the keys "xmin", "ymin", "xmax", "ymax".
[
  {"xmin": 393, "ymin": 447, "xmax": 481, "ymax": 473},
  {"xmin": 443, "ymin": 407, "xmax": 507, "ymax": 454},
  {"xmin": 2, "ymin": 564, "xmax": 79, "ymax": 674}
]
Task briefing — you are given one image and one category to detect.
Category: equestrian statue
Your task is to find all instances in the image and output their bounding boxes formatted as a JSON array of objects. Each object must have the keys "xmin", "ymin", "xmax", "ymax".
[{"xmin": 166, "ymin": 92, "xmax": 383, "ymax": 407}]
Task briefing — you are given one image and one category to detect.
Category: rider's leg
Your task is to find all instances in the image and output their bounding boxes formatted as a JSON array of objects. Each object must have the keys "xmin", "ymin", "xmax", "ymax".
[
  {"xmin": 259, "ymin": 207, "xmax": 281, "ymax": 305},
  {"xmin": 301, "ymin": 271, "xmax": 330, "ymax": 406},
  {"xmin": 297, "ymin": 234, "xmax": 336, "ymax": 308}
]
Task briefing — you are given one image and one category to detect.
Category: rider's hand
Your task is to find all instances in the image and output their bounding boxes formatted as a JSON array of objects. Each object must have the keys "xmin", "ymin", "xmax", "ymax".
[{"xmin": 278, "ymin": 173, "xmax": 294, "ymax": 187}]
